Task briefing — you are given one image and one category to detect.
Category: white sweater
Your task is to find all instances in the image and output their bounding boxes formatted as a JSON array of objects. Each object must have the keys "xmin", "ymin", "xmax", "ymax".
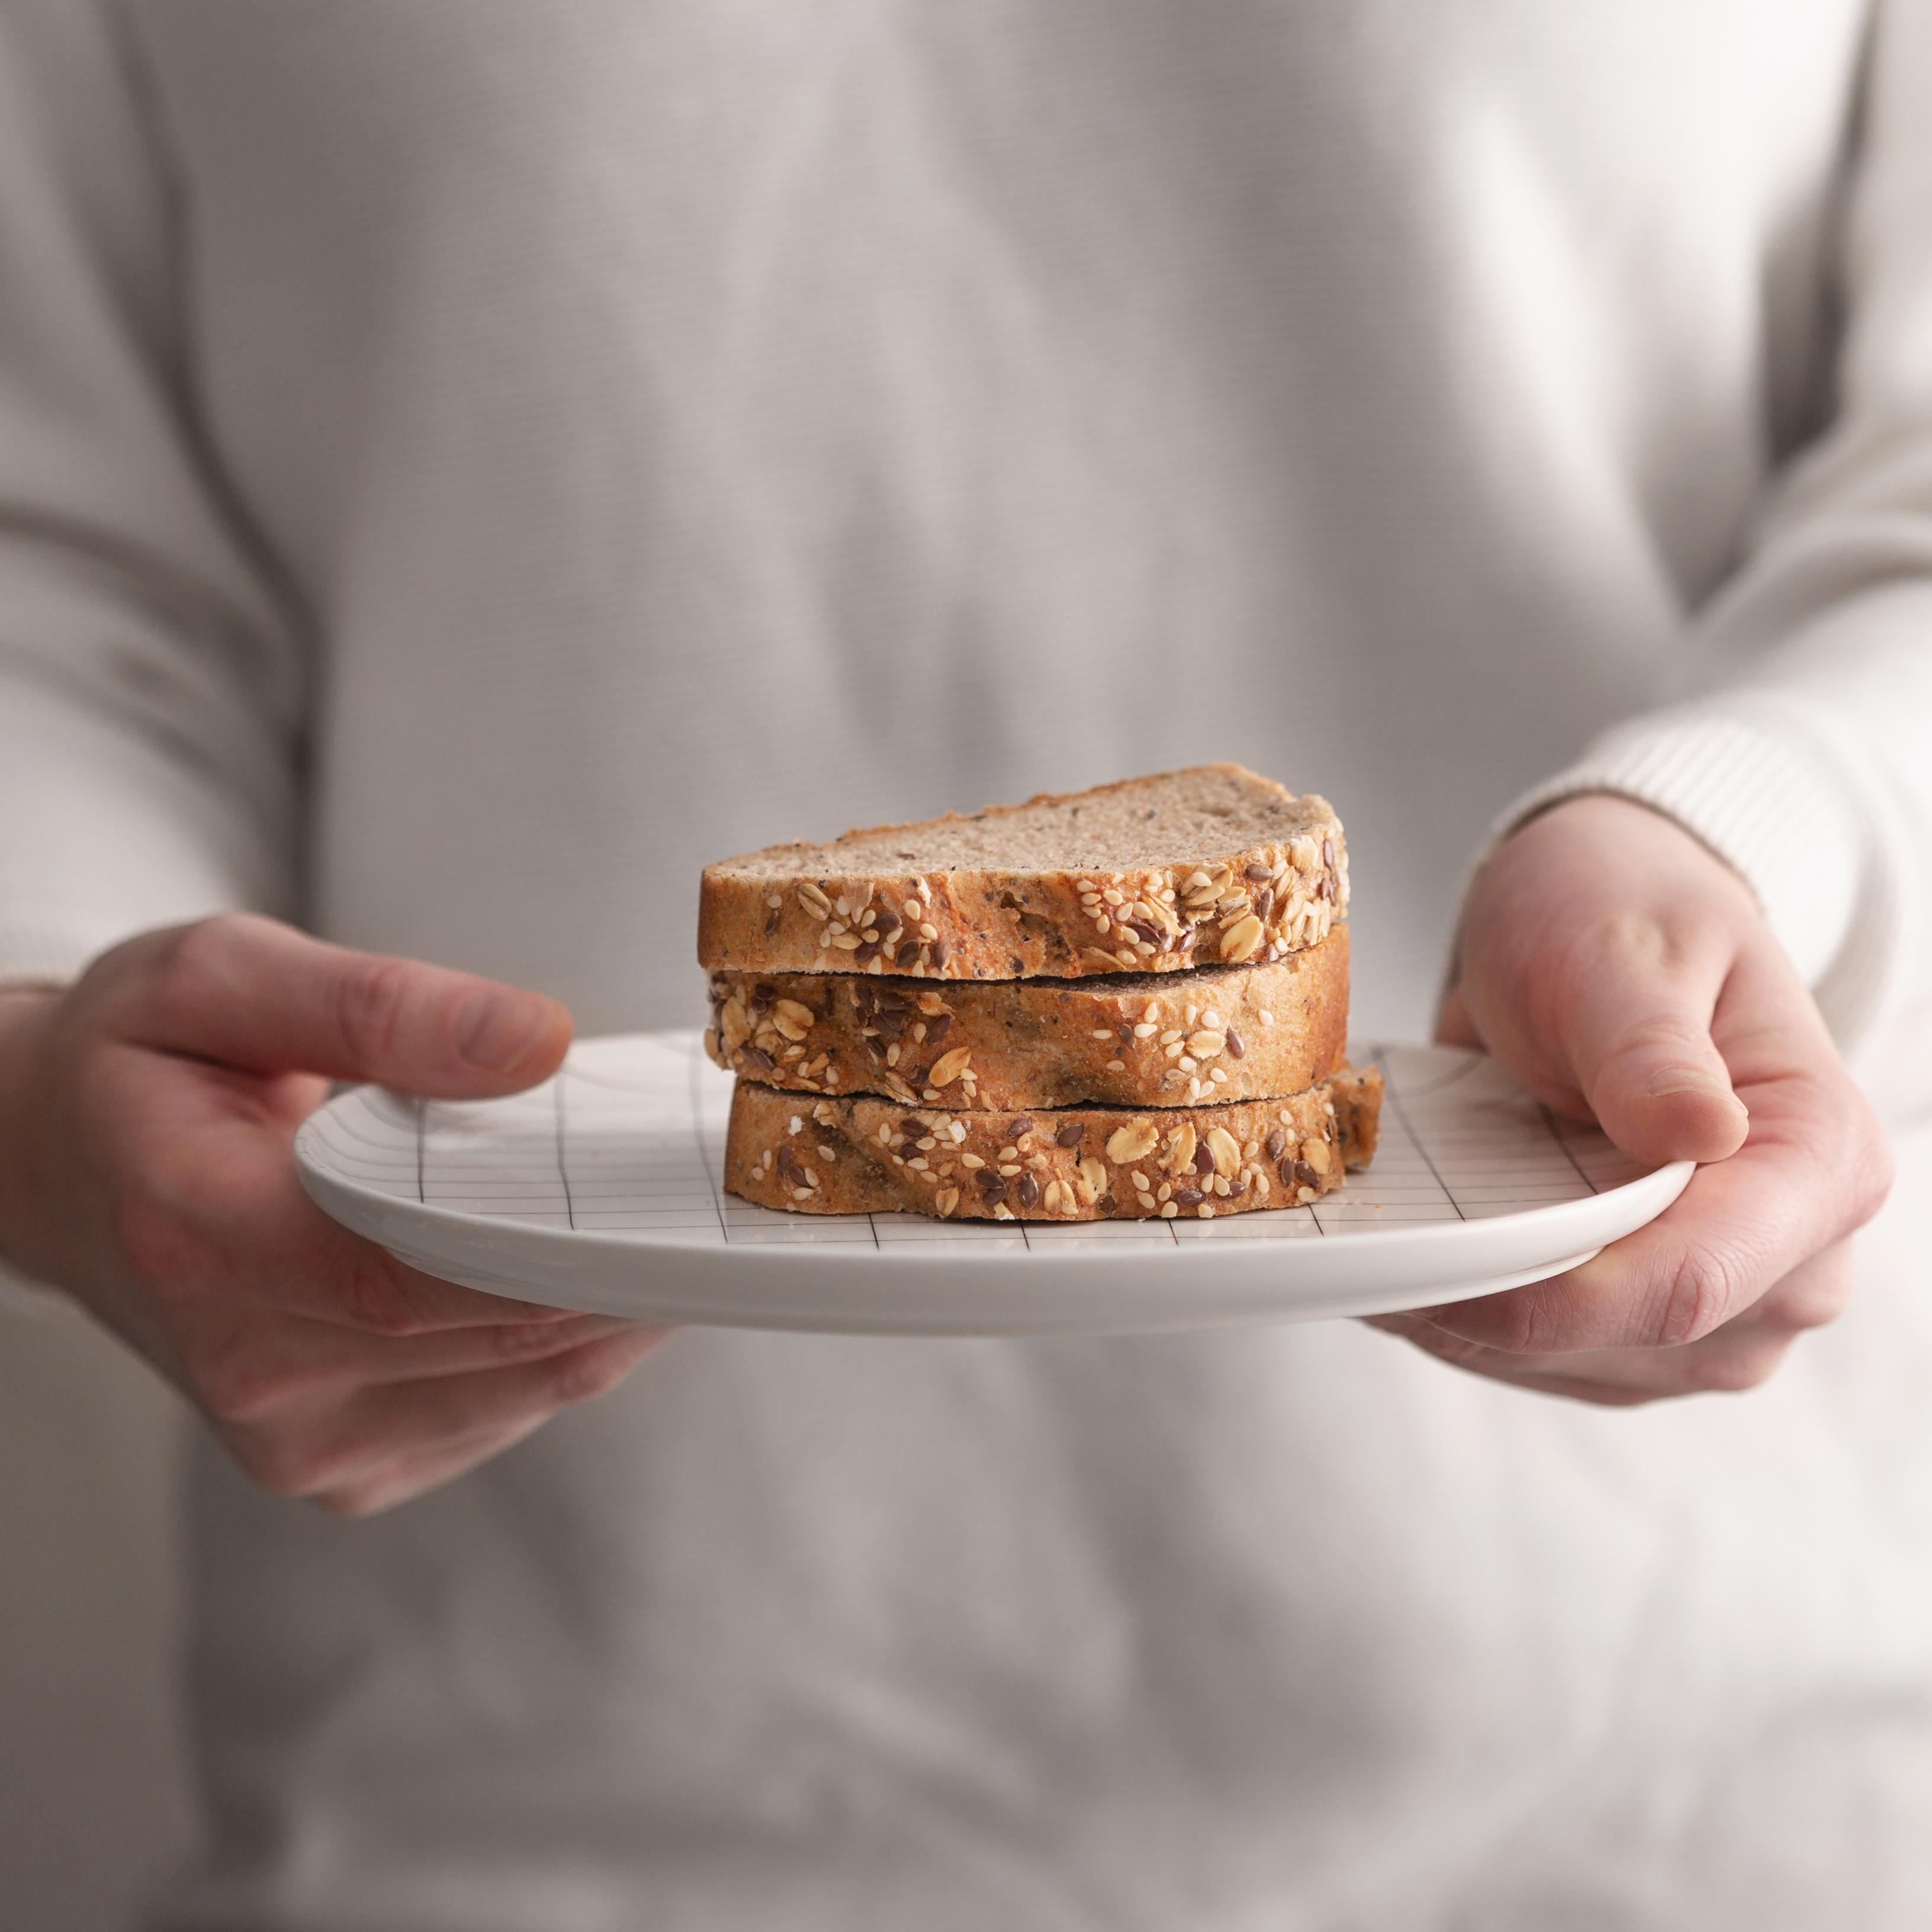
[{"xmin": 5, "ymin": 4, "xmax": 1932, "ymax": 1925}]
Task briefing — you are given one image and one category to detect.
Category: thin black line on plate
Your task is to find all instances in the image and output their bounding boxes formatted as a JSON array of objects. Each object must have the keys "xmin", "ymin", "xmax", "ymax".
[
  {"xmin": 1374, "ymin": 1046, "xmax": 1464, "ymax": 1222},
  {"xmin": 415, "ymin": 1098, "xmax": 425, "ymax": 1206},
  {"xmin": 687, "ymin": 1037, "xmax": 729, "ymax": 1243},
  {"xmin": 555, "ymin": 1076, "xmax": 577, "ymax": 1231},
  {"xmin": 1538, "ymin": 1103, "xmax": 1601, "ymax": 1194},
  {"xmin": 866, "ymin": 1213, "xmax": 882, "ymax": 1250}
]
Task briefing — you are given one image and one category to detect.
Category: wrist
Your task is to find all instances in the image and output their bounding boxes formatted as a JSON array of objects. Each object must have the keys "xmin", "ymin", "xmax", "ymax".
[{"xmin": 0, "ymin": 985, "xmax": 63, "ymax": 1278}]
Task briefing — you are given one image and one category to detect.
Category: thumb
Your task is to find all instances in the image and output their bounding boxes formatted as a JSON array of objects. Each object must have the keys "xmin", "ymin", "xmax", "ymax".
[
  {"xmin": 1552, "ymin": 922, "xmax": 1748, "ymax": 1166},
  {"xmin": 100, "ymin": 914, "xmax": 571, "ymax": 1097}
]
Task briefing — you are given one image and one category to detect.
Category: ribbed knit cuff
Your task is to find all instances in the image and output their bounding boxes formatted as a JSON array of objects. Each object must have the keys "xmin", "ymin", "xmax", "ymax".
[{"xmin": 1492, "ymin": 705, "xmax": 1864, "ymax": 986}]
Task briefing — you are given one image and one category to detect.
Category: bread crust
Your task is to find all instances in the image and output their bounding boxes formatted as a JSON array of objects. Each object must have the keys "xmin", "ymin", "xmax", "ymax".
[
  {"xmin": 706, "ymin": 928, "xmax": 1349, "ymax": 1111},
  {"xmin": 697, "ymin": 767, "xmax": 1348, "ymax": 981},
  {"xmin": 725, "ymin": 1066, "xmax": 1383, "ymax": 1222}
]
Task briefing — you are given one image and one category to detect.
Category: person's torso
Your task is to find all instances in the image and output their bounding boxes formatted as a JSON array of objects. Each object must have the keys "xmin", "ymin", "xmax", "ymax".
[
  {"xmin": 139, "ymin": 0, "xmax": 1859, "ymax": 1032},
  {"xmin": 129, "ymin": 10, "xmax": 1932, "ymax": 1929}
]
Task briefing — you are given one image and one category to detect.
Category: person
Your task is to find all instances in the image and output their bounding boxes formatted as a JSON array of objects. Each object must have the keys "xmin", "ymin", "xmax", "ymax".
[{"xmin": 1, "ymin": 2, "xmax": 1928, "ymax": 1924}]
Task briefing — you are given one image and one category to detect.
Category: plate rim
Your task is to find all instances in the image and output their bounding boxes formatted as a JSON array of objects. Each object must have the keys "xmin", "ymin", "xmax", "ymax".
[{"xmin": 292, "ymin": 1034, "xmax": 1694, "ymax": 1334}]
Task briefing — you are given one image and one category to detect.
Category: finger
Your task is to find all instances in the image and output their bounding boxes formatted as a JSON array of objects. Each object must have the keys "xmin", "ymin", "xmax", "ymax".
[
  {"xmin": 1367, "ymin": 1310, "xmax": 1659, "ymax": 1406},
  {"xmin": 179, "ymin": 1307, "xmax": 653, "ymax": 1427},
  {"xmin": 1538, "ymin": 910, "xmax": 1747, "ymax": 1166},
  {"xmin": 313, "ymin": 1418, "xmax": 555, "ymax": 1516},
  {"xmin": 221, "ymin": 1327, "xmax": 666, "ymax": 1504},
  {"xmin": 94, "ymin": 913, "xmax": 571, "ymax": 1095},
  {"xmin": 107, "ymin": 1040, "xmax": 585, "ymax": 1338},
  {"xmin": 1413, "ymin": 1029, "xmax": 1882, "ymax": 1355},
  {"xmin": 1422, "ymin": 941, "xmax": 1889, "ymax": 1355},
  {"xmin": 1370, "ymin": 1244, "xmax": 1850, "ymax": 1403},
  {"xmin": 132, "ymin": 1107, "xmax": 586, "ymax": 1332}
]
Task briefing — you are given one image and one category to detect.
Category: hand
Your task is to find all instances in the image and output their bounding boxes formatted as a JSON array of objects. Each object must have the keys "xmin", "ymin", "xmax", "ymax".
[
  {"xmin": 1371, "ymin": 795, "xmax": 1893, "ymax": 1404},
  {"xmin": 0, "ymin": 914, "xmax": 666, "ymax": 1512}
]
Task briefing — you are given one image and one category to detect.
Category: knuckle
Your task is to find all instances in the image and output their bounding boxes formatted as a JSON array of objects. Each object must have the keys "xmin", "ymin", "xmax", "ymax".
[
  {"xmin": 486, "ymin": 1319, "xmax": 581, "ymax": 1365},
  {"xmin": 331, "ymin": 1250, "xmax": 433, "ymax": 1338},
  {"xmin": 1552, "ymin": 909, "xmax": 1671, "ymax": 994},
  {"xmin": 1647, "ymin": 1245, "xmax": 1744, "ymax": 1348},
  {"xmin": 226, "ymin": 1425, "xmax": 344, "ymax": 1500},
  {"xmin": 78, "ymin": 913, "xmax": 277, "ymax": 1030},
  {"xmin": 333, "ymin": 957, "xmax": 415, "ymax": 1069},
  {"xmin": 1765, "ymin": 1252, "xmax": 1856, "ymax": 1336},
  {"xmin": 184, "ymin": 1332, "xmax": 314, "ymax": 1426},
  {"xmin": 1606, "ymin": 1009, "xmax": 1715, "ymax": 1069},
  {"xmin": 1685, "ymin": 1337, "xmax": 1791, "ymax": 1396},
  {"xmin": 1844, "ymin": 1114, "xmax": 1896, "ymax": 1230},
  {"xmin": 314, "ymin": 1480, "xmax": 405, "ymax": 1519},
  {"xmin": 149, "ymin": 916, "xmax": 252, "ymax": 1009},
  {"xmin": 111, "ymin": 1188, "xmax": 202, "ymax": 1289},
  {"xmin": 1456, "ymin": 1287, "xmax": 1569, "ymax": 1357},
  {"xmin": 544, "ymin": 1343, "xmax": 632, "ymax": 1407}
]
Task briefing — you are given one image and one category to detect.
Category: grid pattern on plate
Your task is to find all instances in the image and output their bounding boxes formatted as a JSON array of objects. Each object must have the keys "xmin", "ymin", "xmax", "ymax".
[{"xmin": 298, "ymin": 1033, "xmax": 1647, "ymax": 1252}]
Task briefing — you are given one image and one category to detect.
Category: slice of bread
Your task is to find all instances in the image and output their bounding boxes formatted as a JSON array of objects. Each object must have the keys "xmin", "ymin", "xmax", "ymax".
[
  {"xmin": 725, "ymin": 1066, "xmax": 1382, "ymax": 1222},
  {"xmin": 698, "ymin": 764, "xmax": 1347, "ymax": 981},
  {"xmin": 707, "ymin": 927, "xmax": 1348, "ymax": 1111}
]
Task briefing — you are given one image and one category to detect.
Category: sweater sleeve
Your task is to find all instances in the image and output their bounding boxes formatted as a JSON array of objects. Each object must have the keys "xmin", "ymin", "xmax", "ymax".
[
  {"xmin": 1499, "ymin": 0, "xmax": 1932, "ymax": 1121},
  {"xmin": 0, "ymin": 1, "xmax": 303, "ymax": 987}
]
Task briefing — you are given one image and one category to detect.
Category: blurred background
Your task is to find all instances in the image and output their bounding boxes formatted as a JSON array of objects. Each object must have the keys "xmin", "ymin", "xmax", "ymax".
[{"xmin": 0, "ymin": 1278, "xmax": 197, "ymax": 1930}]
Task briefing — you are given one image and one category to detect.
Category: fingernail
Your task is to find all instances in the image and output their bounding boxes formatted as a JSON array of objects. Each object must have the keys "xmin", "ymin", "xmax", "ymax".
[
  {"xmin": 1647, "ymin": 1065, "xmax": 1737, "ymax": 1103},
  {"xmin": 456, "ymin": 992, "xmax": 549, "ymax": 1071}
]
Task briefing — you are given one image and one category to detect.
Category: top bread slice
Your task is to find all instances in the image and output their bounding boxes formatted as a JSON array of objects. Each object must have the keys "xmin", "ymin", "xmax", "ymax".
[{"xmin": 697, "ymin": 764, "xmax": 1348, "ymax": 981}]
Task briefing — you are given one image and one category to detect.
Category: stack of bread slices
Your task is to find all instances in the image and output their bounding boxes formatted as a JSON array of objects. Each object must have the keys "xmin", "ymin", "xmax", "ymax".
[{"xmin": 699, "ymin": 764, "xmax": 1381, "ymax": 1223}]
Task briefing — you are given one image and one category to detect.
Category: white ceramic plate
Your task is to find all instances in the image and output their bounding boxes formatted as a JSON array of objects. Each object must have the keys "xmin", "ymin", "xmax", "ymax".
[{"xmin": 294, "ymin": 1033, "xmax": 1690, "ymax": 1337}]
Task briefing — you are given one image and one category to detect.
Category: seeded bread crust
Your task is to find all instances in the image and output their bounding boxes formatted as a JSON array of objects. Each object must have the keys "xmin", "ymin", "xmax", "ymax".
[
  {"xmin": 725, "ymin": 1067, "xmax": 1383, "ymax": 1222},
  {"xmin": 698, "ymin": 764, "xmax": 1348, "ymax": 981},
  {"xmin": 706, "ymin": 928, "xmax": 1349, "ymax": 1111}
]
